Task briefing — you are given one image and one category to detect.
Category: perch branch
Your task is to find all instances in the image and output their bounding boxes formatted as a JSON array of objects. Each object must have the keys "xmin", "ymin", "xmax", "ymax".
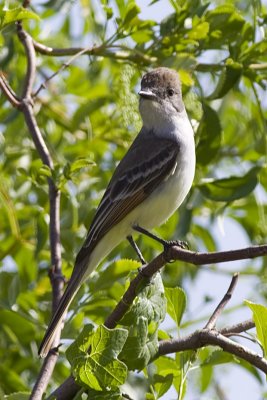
[{"xmin": 51, "ymin": 273, "xmax": 259, "ymax": 399}]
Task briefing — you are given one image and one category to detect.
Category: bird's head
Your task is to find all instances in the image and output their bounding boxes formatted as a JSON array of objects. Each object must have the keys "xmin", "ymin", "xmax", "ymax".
[{"xmin": 139, "ymin": 67, "xmax": 184, "ymax": 127}]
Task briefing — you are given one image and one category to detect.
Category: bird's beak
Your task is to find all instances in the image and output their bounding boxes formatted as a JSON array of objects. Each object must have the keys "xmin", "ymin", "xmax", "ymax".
[{"xmin": 138, "ymin": 89, "xmax": 157, "ymax": 100}]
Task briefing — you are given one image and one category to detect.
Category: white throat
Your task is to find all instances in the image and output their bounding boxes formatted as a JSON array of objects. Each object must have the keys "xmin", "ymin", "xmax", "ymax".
[{"xmin": 139, "ymin": 98, "xmax": 194, "ymax": 142}]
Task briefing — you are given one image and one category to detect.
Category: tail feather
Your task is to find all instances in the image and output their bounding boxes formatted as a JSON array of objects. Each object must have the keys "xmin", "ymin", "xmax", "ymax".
[{"xmin": 38, "ymin": 267, "xmax": 85, "ymax": 358}]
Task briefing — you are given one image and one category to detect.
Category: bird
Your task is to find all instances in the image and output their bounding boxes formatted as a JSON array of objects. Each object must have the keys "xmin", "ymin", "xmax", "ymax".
[{"xmin": 38, "ymin": 67, "xmax": 196, "ymax": 358}]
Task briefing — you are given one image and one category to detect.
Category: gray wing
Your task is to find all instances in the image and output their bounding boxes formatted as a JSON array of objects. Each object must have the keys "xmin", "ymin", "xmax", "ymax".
[{"xmin": 75, "ymin": 135, "xmax": 180, "ymax": 265}]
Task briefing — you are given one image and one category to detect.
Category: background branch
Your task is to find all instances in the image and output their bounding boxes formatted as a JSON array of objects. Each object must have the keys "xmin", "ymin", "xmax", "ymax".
[
  {"xmin": 32, "ymin": 40, "xmax": 267, "ymax": 73},
  {"xmin": 1, "ymin": 24, "xmax": 64, "ymax": 400},
  {"xmin": 157, "ymin": 274, "xmax": 262, "ymax": 372},
  {"xmin": 0, "ymin": 73, "xmax": 21, "ymax": 107},
  {"xmin": 17, "ymin": 22, "xmax": 36, "ymax": 98},
  {"xmin": 204, "ymin": 273, "xmax": 239, "ymax": 329}
]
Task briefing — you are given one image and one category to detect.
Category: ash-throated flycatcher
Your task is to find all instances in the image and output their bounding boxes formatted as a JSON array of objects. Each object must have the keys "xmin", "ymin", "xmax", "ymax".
[{"xmin": 39, "ymin": 67, "xmax": 196, "ymax": 357}]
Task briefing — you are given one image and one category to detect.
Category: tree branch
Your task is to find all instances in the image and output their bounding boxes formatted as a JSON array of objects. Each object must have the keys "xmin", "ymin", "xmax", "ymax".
[
  {"xmin": 3, "ymin": 25, "xmax": 65, "ymax": 400},
  {"xmin": 105, "ymin": 243, "xmax": 266, "ymax": 329},
  {"xmin": 158, "ymin": 330, "xmax": 267, "ymax": 374},
  {"xmin": 169, "ymin": 243, "xmax": 267, "ymax": 265},
  {"xmin": 0, "ymin": 73, "xmax": 21, "ymax": 108},
  {"xmin": 47, "ymin": 376, "xmax": 80, "ymax": 400},
  {"xmin": 17, "ymin": 22, "xmax": 36, "ymax": 98},
  {"xmin": 204, "ymin": 273, "xmax": 239, "ymax": 330},
  {"xmin": 33, "ymin": 40, "xmax": 156, "ymax": 66},
  {"xmin": 221, "ymin": 319, "xmax": 255, "ymax": 336},
  {"xmin": 32, "ymin": 40, "xmax": 267, "ymax": 73},
  {"xmin": 158, "ymin": 274, "xmax": 264, "ymax": 373}
]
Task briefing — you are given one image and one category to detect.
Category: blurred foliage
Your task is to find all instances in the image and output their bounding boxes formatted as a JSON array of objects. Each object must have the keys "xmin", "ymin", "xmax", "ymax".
[{"xmin": 0, "ymin": 0, "xmax": 267, "ymax": 399}]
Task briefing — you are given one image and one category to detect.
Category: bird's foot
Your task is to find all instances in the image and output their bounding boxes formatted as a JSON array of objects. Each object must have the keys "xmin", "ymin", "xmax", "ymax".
[{"xmin": 163, "ymin": 239, "xmax": 189, "ymax": 251}]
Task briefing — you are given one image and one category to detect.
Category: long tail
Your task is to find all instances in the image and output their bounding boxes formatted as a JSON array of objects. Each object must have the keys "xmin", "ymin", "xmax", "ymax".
[{"xmin": 38, "ymin": 264, "xmax": 86, "ymax": 358}]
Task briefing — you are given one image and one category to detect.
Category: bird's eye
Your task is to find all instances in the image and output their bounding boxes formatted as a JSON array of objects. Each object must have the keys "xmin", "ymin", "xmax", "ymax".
[{"xmin": 167, "ymin": 88, "xmax": 174, "ymax": 96}]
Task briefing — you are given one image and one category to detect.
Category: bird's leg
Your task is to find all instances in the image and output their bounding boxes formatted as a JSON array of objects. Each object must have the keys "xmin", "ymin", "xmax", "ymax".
[
  {"xmin": 132, "ymin": 224, "xmax": 189, "ymax": 251},
  {"xmin": 127, "ymin": 235, "xmax": 147, "ymax": 265}
]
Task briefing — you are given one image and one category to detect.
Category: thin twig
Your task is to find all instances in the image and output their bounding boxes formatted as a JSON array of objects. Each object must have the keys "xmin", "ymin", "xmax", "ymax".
[
  {"xmin": 221, "ymin": 319, "xmax": 255, "ymax": 336},
  {"xmin": 204, "ymin": 273, "xmax": 239, "ymax": 330},
  {"xmin": 34, "ymin": 46, "xmax": 97, "ymax": 97},
  {"xmin": 33, "ymin": 40, "xmax": 156, "ymax": 65},
  {"xmin": 0, "ymin": 73, "xmax": 21, "ymax": 108},
  {"xmin": 214, "ymin": 381, "xmax": 229, "ymax": 400},
  {"xmin": 249, "ymin": 62, "xmax": 267, "ymax": 70},
  {"xmin": 20, "ymin": 99, "xmax": 54, "ymax": 167}
]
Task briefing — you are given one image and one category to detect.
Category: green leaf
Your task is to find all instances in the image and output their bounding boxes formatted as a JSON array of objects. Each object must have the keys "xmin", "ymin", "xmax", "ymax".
[
  {"xmin": 123, "ymin": 2, "xmax": 140, "ymax": 26},
  {"xmin": 93, "ymin": 259, "xmax": 140, "ymax": 291},
  {"xmin": 0, "ymin": 310, "xmax": 35, "ymax": 344},
  {"xmin": 38, "ymin": 164, "xmax": 52, "ymax": 178},
  {"xmin": 207, "ymin": 60, "xmax": 242, "ymax": 100},
  {"xmin": 119, "ymin": 274, "xmax": 166, "ymax": 370},
  {"xmin": 0, "ymin": 272, "xmax": 19, "ymax": 308},
  {"xmin": 201, "ymin": 349, "xmax": 236, "ymax": 366},
  {"xmin": 165, "ymin": 287, "xmax": 186, "ymax": 328},
  {"xmin": 102, "ymin": 5, "xmax": 113, "ymax": 20},
  {"xmin": 119, "ymin": 316, "xmax": 158, "ymax": 370},
  {"xmin": 154, "ymin": 373, "xmax": 173, "ymax": 398},
  {"xmin": 200, "ymin": 365, "xmax": 212, "ymax": 393},
  {"xmin": 0, "ymin": 7, "xmax": 40, "ymax": 31},
  {"xmin": 205, "ymin": 5, "xmax": 245, "ymax": 43},
  {"xmin": 245, "ymin": 301, "xmax": 267, "ymax": 356},
  {"xmin": 86, "ymin": 389, "xmax": 122, "ymax": 399},
  {"xmin": 4, "ymin": 393, "xmax": 30, "ymax": 400},
  {"xmin": 196, "ymin": 104, "xmax": 222, "ymax": 166},
  {"xmin": 70, "ymin": 158, "xmax": 95, "ymax": 173},
  {"xmin": 199, "ymin": 167, "xmax": 260, "ymax": 202},
  {"xmin": 35, "ymin": 214, "xmax": 48, "ymax": 255},
  {"xmin": 66, "ymin": 324, "xmax": 128, "ymax": 390},
  {"xmin": 164, "ymin": 53, "xmax": 198, "ymax": 71},
  {"xmin": 154, "ymin": 355, "xmax": 181, "ymax": 377},
  {"xmin": 0, "ymin": 182, "xmax": 20, "ymax": 237},
  {"xmin": 153, "ymin": 357, "xmax": 181, "ymax": 398},
  {"xmin": 0, "ymin": 365, "xmax": 28, "ymax": 392},
  {"xmin": 188, "ymin": 21, "xmax": 209, "ymax": 40},
  {"xmin": 121, "ymin": 273, "xmax": 166, "ymax": 327}
]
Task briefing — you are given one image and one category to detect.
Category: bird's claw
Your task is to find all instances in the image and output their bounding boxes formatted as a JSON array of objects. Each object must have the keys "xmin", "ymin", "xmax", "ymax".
[{"xmin": 163, "ymin": 239, "xmax": 189, "ymax": 251}]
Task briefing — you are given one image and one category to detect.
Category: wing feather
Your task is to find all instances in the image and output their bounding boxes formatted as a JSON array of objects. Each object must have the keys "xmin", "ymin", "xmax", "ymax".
[{"xmin": 75, "ymin": 136, "xmax": 180, "ymax": 265}]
